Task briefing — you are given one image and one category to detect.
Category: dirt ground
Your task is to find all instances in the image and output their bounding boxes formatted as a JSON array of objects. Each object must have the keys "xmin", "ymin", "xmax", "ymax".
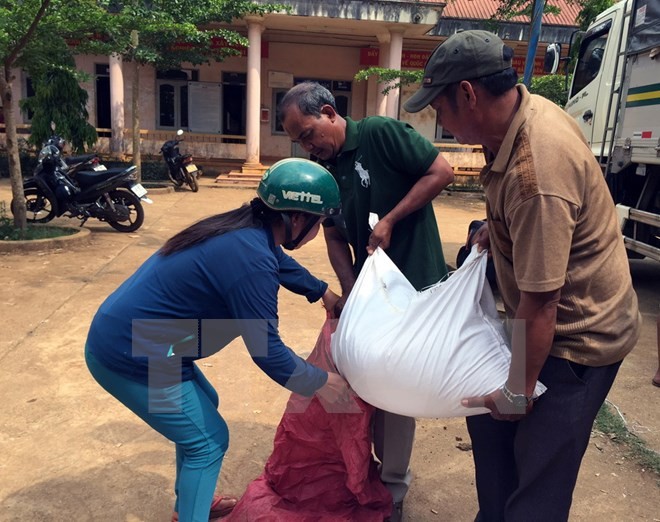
[{"xmin": 0, "ymin": 177, "xmax": 658, "ymax": 521}]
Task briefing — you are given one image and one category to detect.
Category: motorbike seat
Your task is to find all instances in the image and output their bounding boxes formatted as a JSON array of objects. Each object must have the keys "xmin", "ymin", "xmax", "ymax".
[
  {"xmin": 65, "ymin": 154, "xmax": 97, "ymax": 165},
  {"xmin": 76, "ymin": 168, "xmax": 134, "ymax": 187}
]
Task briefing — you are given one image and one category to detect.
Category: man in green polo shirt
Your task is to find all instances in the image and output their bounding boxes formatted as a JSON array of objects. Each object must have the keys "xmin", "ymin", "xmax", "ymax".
[{"xmin": 278, "ymin": 81, "xmax": 455, "ymax": 521}]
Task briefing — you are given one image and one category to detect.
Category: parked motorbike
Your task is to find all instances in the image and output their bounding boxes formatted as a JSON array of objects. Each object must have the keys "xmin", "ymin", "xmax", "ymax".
[
  {"xmin": 160, "ymin": 129, "xmax": 200, "ymax": 192},
  {"xmin": 11, "ymin": 143, "xmax": 151, "ymax": 233},
  {"xmin": 42, "ymin": 123, "xmax": 106, "ymax": 178}
]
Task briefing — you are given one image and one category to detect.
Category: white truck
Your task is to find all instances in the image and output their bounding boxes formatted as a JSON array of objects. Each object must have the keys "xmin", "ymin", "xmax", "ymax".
[{"xmin": 548, "ymin": 0, "xmax": 660, "ymax": 261}]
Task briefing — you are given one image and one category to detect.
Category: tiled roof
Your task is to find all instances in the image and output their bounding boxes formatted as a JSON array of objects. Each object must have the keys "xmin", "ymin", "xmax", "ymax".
[{"xmin": 427, "ymin": 0, "xmax": 581, "ymax": 26}]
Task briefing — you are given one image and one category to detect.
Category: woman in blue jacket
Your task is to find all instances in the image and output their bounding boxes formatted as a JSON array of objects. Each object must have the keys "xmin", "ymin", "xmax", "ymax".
[{"xmin": 85, "ymin": 158, "xmax": 349, "ymax": 522}]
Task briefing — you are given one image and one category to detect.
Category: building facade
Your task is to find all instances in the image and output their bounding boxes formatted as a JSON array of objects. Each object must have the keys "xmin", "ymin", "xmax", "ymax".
[{"xmin": 5, "ymin": 0, "xmax": 580, "ymax": 173}]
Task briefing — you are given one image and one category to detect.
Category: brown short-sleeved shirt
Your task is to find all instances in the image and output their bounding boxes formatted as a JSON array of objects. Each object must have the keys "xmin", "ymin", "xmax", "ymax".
[{"xmin": 480, "ymin": 85, "xmax": 641, "ymax": 366}]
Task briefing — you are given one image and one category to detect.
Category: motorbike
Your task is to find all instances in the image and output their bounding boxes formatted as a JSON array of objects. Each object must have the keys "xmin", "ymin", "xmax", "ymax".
[
  {"xmin": 11, "ymin": 143, "xmax": 151, "ymax": 233},
  {"xmin": 43, "ymin": 133, "xmax": 106, "ymax": 178},
  {"xmin": 160, "ymin": 129, "xmax": 200, "ymax": 192}
]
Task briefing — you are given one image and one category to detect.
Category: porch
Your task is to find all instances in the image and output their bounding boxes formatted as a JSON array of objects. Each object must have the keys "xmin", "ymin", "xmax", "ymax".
[{"xmin": 1, "ymin": 125, "xmax": 485, "ymax": 190}]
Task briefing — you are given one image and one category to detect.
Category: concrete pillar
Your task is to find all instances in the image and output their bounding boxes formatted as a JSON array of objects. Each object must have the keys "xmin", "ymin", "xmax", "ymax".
[
  {"xmin": 386, "ymin": 28, "xmax": 404, "ymax": 119},
  {"xmin": 376, "ymin": 34, "xmax": 390, "ymax": 117},
  {"xmin": 244, "ymin": 18, "xmax": 264, "ymax": 171},
  {"xmin": 366, "ymin": 75, "xmax": 379, "ymax": 118},
  {"xmin": 109, "ymin": 54, "xmax": 124, "ymax": 155}
]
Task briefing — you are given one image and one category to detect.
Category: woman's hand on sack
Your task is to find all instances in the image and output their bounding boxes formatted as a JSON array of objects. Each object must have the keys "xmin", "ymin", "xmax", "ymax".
[
  {"xmin": 332, "ymin": 294, "xmax": 349, "ymax": 319},
  {"xmin": 321, "ymin": 288, "xmax": 340, "ymax": 316},
  {"xmin": 367, "ymin": 218, "xmax": 394, "ymax": 254},
  {"xmin": 461, "ymin": 389, "xmax": 533, "ymax": 421},
  {"xmin": 472, "ymin": 222, "xmax": 490, "ymax": 253},
  {"xmin": 316, "ymin": 372, "xmax": 353, "ymax": 404}
]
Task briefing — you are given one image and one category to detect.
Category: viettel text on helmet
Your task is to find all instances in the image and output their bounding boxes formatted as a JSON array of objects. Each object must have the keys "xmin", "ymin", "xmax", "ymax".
[{"xmin": 281, "ymin": 190, "xmax": 324, "ymax": 204}]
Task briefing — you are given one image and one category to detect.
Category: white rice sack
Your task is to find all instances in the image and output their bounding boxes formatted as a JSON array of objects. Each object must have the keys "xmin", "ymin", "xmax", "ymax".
[{"xmin": 332, "ymin": 246, "xmax": 545, "ymax": 418}]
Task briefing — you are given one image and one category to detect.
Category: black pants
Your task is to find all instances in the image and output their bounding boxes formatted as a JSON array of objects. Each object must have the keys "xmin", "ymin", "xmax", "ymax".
[{"xmin": 466, "ymin": 356, "xmax": 622, "ymax": 522}]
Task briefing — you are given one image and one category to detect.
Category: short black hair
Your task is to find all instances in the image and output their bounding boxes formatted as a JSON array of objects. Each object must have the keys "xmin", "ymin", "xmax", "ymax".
[
  {"xmin": 277, "ymin": 82, "xmax": 337, "ymax": 122},
  {"xmin": 472, "ymin": 46, "xmax": 518, "ymax": 96}
]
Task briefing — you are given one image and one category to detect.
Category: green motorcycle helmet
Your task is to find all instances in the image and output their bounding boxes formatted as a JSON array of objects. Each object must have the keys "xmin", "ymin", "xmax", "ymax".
[{"xmin": 257, "ymin": 158, "xmax": 341, "ymax": 218}]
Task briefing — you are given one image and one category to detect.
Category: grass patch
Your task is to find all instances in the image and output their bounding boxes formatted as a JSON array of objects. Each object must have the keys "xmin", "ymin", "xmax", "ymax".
[
  {"xmin": 0, "ymin": 204, "xmax": 77, "ymax": 241},
  {"xmin": 594, "ymin": 402, "xmax": 660, "ymax": 478}
]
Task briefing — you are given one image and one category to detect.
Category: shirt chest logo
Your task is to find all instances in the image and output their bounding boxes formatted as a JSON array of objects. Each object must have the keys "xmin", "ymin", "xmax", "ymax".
[{"xmin": 354, "ymin": 160, "xmax": 370, "ymax": 188}]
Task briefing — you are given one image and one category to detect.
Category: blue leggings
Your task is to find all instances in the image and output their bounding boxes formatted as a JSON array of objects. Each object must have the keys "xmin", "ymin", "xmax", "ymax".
[{"xmin": 85, "ymin": 348, "xmax": 229, "ymax": 522}]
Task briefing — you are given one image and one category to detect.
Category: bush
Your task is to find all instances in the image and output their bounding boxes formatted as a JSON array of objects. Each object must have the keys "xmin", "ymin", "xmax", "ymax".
[
  {"xmin": 96, "ymin": 159, "xmax": 170, "ymax": 181},
  {"xmin": 0, "ymin": 154, "xmax": 39, "ymax": 179},
  {"xmin": 140, "ymin": 160, "xmax": 170, "ymax": 181},
  {"xmin": 527, "ymin": 74, "xmax": 571, "ymax": 107},
  {"xmin": 0, "ymin": 204, "xmax": 76, "ymax": 240}
]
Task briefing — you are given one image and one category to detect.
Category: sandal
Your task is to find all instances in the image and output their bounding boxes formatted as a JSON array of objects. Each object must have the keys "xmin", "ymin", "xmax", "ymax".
[
  {"xmin": 653, "ymin": 378, "xmax": 660, "ymax": 388},
  {"xmin": 210, "ymin": 495, "xmax": 238, "ymax": 519},
  {"xmin": 171, "ymin": 494, "xmax": 238, "ymax": 522}
]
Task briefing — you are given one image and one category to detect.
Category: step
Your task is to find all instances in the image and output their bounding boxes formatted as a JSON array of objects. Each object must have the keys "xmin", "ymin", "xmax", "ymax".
[
  {"xmin": 223, "ymin": 173, "xmax": 262, "ymax": 181},
  {"xmin": 214, "ymin": 174, "xmax": 260, "ymax": 189},
  {"xmin": 211, "ymin": 181, "xmax": 260, "ymax": 190}
]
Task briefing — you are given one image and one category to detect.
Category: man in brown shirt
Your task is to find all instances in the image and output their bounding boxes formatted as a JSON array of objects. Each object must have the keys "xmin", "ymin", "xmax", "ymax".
[{"xmin": 405, "ymin": 30, "xmax": 641, "ymax": 521}]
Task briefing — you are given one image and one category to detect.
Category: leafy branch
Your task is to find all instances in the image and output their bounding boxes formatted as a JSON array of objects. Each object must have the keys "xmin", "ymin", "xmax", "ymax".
[{"xmin": 354, "ymin": 67, "xmax": 423, "ymax": 94}]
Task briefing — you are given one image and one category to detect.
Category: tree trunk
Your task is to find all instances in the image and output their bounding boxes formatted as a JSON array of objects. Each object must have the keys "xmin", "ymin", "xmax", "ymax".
[
  {"xmin": 132, "ymin": 60, "xmax": 141, "ymax": 182},
  {"xmin": 1, "ymin": 65, "xmax": 27, "ymax": 231}
]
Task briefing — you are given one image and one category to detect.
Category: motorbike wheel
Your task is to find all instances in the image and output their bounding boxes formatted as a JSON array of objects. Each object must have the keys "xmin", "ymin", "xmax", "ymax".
[
  {"xmin": 106, "ymin": 189, "xmax": 145, "ymax": 233},
  {"xmin": 11, "ymin": 187, "xmax": 58, "ymax": 223},
  {"xmin": 187, "ymin": 172, "xmax": 199, "ymax": 193},
  {"xmin": 168, "ymin": 169, "xmax": 185, "ymax": 188}
]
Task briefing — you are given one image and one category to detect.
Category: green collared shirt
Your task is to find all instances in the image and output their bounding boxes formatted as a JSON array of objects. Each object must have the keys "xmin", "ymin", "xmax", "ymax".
[{"xmin": 323, "ymin": 116, "xmax": 447, "ymax": 290}]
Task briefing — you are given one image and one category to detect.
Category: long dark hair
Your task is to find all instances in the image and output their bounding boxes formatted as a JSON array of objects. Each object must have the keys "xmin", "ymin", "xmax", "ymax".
[{"xmin": 160, "ymin": 198, "xmax": 282, "ymax": 256}]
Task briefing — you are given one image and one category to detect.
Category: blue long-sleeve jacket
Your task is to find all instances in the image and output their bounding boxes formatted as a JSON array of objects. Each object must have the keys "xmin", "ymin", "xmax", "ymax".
[{"xmin": 86, "ymin": 226, "xmax": 328, "ymax": 396}]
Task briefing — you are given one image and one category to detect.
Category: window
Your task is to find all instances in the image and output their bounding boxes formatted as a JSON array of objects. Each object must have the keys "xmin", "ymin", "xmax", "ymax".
[
  {"xmin": 436, "ymin": 124, "xmax": 456, "ymax": 142},
  {"xmin": 222, "ymin": 72, "xmax": 246, "ymax": 142},
  {"xmin": 157, "ymin": 81, "xmax": 188, "ymax": 129},
  {"xmin": 272, "ymin": 89, "xmax": 287, "ymax": 134},
  {"xmin": 570, "ymin": 21, "xmax": 611, "ymax": 97},
  {"xmin": 156, "ymin": 70, "xmax": 195, "ymax": 129},
  {"xmin": 157, "ymin": 70, "xmax": 244, "ymax": 137},
  {"xmin": 22, "ymin": 74, "xmax": 35, "ymax": 122},
  {"xmin": 272, "ymin": 78, "xmax": 351, "ymax": 135},
  {"xmin": 187, "ymin": 82, "xmax": 220, "ymax": 132},
  {"xmin": 95, "ymin": 64, "xmax": 111, "ymax": 129}
]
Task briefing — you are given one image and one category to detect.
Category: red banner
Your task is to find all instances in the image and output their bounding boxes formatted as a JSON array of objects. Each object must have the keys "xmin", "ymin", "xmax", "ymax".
[
  {"xmin": 171, "ymin": 39, "xmax": 268, "ymax": 58},
  {"xmin": 401, "ymin": 50, "xmax": 431, "ymax": 69},
  {"xmin": 360, "ymin": 48, "xmax": 380, "ymax": 66},
  {"xmin": 360, "ymin": 48, "xmax": 430, "ymax": 69},
  {"xmin": 361, "ymin": 48, "xmax": 546, "ymax": 76},
  {"xmin": 512, "ymin": 56, "xmax": 546, "ymax": 76}
]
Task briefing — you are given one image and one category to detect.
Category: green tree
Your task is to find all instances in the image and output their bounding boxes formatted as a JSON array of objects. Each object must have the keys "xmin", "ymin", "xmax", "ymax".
[
  {"xmin": 93, "ymin": 0, "xmax": 285, "ymax": 180},
  {"xmin": 20, "ymin": 60, "xmax": 98, "ymax": 152},
  {"xmin": 1, "ymin": 0, "xmax": 282, "ymax": 230},
  {"xmin": 493, "ymin": 0, "xmax": 615, "ymax": 72},
  {"xmin": 354, "ymin": 67, "xmax": 422, "ymax": 95},
  {"xmin": 1, "ymin": 0, "xmax": 110, "ymax": 231},
  {"xmin": 492, "ymin": 0, "xmax": 560, "ymax": 20},
  {"xmin": 493, "ymin": 0, "xmax": 614, "ymax": 30},
  {"xmin": 528, "ymin": 74, "xmax": 571, "ymax": 105},
  {"xmin": 574, "ymin": 0, "xmax": 614, "ymax": 30}
]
